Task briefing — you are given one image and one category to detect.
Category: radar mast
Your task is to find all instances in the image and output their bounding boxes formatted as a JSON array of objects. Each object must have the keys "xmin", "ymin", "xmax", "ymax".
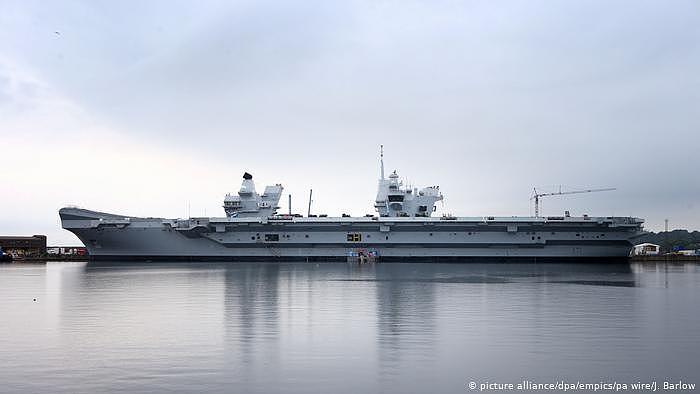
[{"xmin": 380, "ymin": 144, "xmax": 385, "ymax": 180}]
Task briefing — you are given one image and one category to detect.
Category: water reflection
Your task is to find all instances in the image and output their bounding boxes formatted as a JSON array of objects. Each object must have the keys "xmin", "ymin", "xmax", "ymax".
[
  {"xmin": 549, "ymin": 280, "xmax": 637, "ymax": 287},
  {"xmin": 0, "ymin": 261, "xmax": 698, "ymax": 393},
  {"xmin": 223, "ymin": 263, "xmax": 280, "ymax": 382},
  {"xmin": 373, "ymin": 264, "xmax": 438, "ymax": 379},
  {"xmin": 631, "ymin": 261, "xmax": 700, "ymax": 273}
]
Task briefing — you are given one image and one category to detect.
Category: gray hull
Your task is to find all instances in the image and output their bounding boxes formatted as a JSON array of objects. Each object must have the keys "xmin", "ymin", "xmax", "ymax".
[{"xmin": 59, "ymin": 208, "xmax": 643, "ymax": 262}]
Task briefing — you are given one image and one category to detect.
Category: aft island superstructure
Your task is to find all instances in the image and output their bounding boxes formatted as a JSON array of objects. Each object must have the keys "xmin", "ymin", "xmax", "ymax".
[{"xmin": 60, "ymin": 149, "xmax": 644, "ymax": 262}]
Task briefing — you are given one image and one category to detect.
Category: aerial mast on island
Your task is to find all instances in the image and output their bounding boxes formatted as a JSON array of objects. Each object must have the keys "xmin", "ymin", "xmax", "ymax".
[{"xmin": 380, "ymin": 144, "xmax": 385, "ymax": 180}]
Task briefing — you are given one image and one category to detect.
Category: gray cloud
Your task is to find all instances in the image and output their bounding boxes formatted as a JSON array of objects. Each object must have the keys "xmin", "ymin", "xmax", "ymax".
[{"xmin": 1, "ymin": 0, "xmax": 699, "ymax": 242}]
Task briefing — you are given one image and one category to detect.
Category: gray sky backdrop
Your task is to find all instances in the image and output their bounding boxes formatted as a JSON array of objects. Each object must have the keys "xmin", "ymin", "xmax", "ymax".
[{"xmin": 1, "ymin": 0, "xmax": 698, "ymax": 244}]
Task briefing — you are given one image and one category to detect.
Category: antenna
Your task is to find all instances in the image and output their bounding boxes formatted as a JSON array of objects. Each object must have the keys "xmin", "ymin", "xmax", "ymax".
[
  {"xmin": 380, "ymin": 144, "xmax": 385, "ymax": 180},
  {"xmin": 288, "ymin": 194, "xmax": 292, "ymax": 215},
  {"xmin": 307, "ymin": 189, "xmax": 313, "ymax": 217},
  {"xmin": 531, "ymin": 187, "xmax": 616, "ymax": 217}
]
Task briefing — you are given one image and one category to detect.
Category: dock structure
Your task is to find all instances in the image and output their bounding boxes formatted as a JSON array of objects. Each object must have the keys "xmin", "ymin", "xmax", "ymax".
[
  {"xmin": 630, "ymin": 254, "xmax": 700, "ymax": 263},
  {"xmin": 0, "ymin": 235, "xmax": 46, "ymax": 259}
]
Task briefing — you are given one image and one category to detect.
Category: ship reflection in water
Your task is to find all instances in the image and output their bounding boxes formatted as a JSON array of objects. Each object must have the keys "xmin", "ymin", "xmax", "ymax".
[{"xmin": 0, "ymin": 261, "xmax": 699, "ymax": 393}]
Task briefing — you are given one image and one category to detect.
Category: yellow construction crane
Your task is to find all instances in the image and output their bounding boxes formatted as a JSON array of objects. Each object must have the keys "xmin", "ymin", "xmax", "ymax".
[{"xmin": 531, "ymin": 187, "xmax": 616, "ymax": 217}]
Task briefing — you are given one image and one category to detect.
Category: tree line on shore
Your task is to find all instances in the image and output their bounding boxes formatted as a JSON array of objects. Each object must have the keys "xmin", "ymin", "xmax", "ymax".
[{"xmin": 635, "ymin": 230, "xmax": 700, "ymax": 252}]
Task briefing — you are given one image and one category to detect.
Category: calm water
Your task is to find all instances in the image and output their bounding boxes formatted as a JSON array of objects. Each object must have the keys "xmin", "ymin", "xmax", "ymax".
[{"xmin": 1, "ymin": 261, "xmax": 699, "ymax": 393}]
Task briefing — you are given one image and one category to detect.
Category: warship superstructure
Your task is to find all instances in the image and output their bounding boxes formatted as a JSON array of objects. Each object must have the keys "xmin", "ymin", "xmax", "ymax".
[{"xmin": 60, "ymin": 149, "xmax": 644, "ymax": 262}]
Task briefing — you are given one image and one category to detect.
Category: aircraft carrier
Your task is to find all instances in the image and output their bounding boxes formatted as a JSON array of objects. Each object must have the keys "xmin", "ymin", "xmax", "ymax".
[{"xmin": 59, "ymin": 149, "xmax": 644, "ymax": 262}]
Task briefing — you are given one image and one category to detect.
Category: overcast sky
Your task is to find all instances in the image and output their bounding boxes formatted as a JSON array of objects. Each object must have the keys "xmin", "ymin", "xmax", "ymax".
[{"xmin": 1, "ymin": 0, "xmax": 698, "ymax": 244}]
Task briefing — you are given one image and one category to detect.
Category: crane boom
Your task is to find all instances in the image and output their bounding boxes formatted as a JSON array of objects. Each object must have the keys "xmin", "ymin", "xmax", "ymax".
[{"xmin": 532, "ymin": 187, "xmax": 616, "ymax": 217}]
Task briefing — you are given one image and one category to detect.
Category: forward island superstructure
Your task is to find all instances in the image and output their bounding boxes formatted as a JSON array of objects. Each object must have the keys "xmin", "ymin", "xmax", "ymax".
[{"xmin": 60, "ymin": 149, "xmax": 644, "ymax": 262}]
